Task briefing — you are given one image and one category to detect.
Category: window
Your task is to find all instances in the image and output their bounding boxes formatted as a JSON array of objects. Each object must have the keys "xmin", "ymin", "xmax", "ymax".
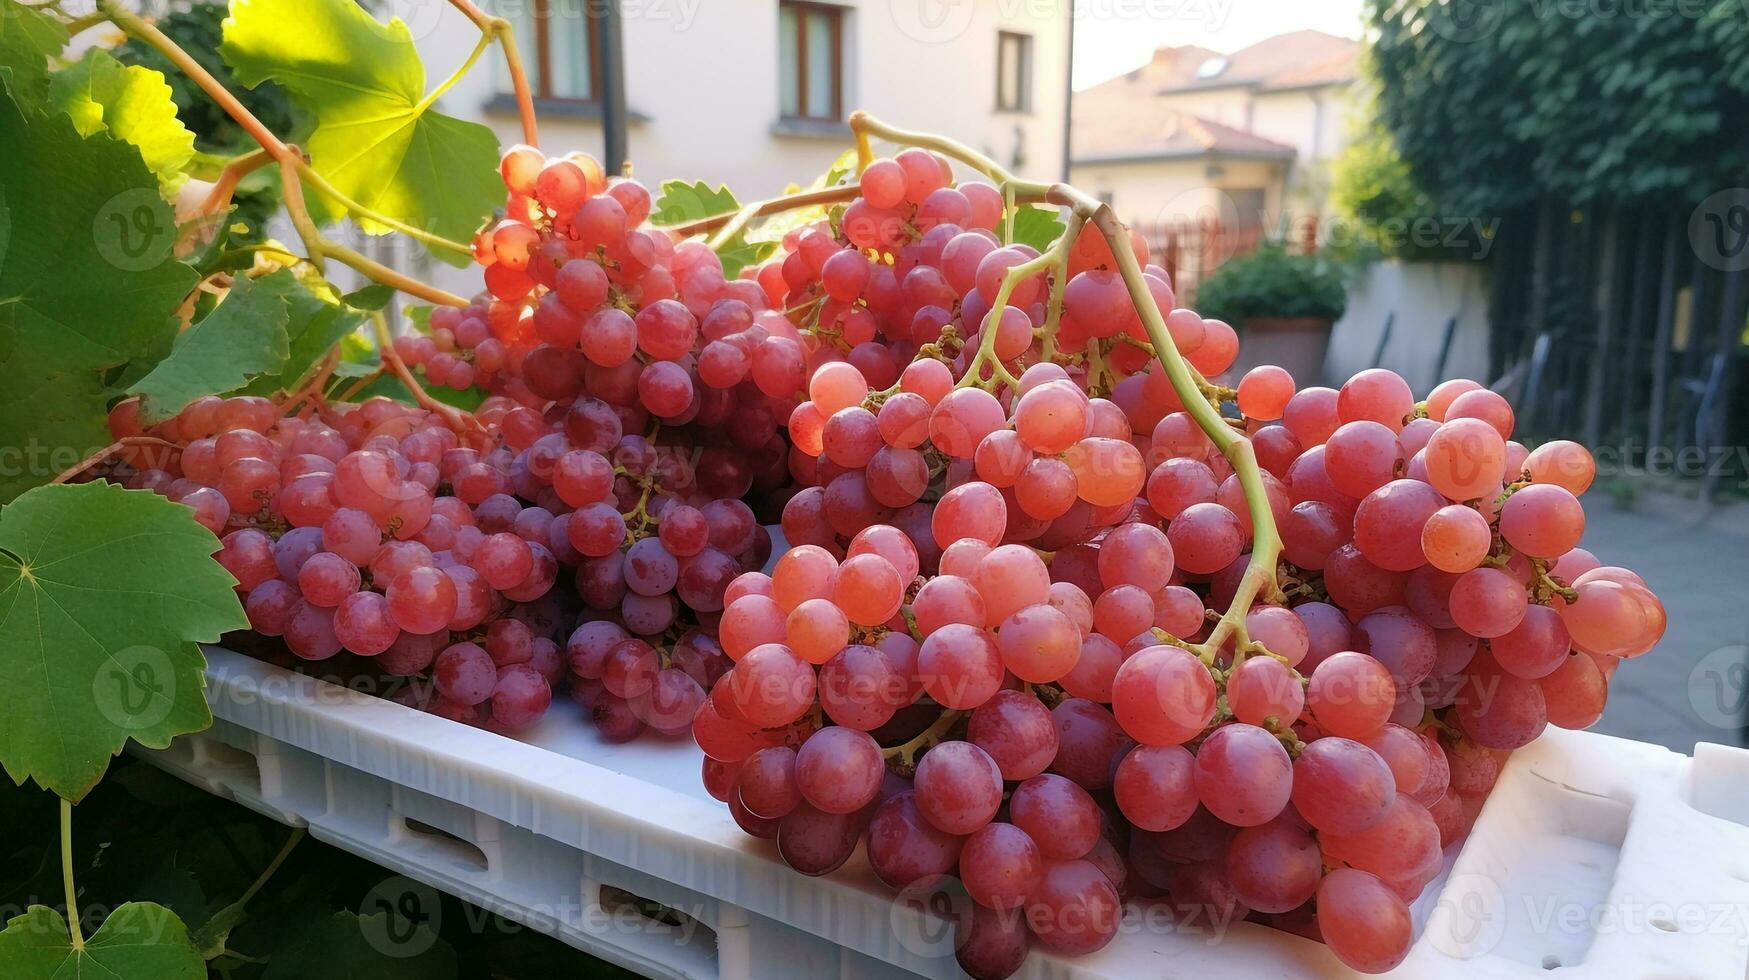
[
  {"xmin": 996, "ymin": 31, "xmax": 1032, "ymax": 112},
  {"xmin": 779, "ymin": 2, "xmax": 844, "ymax": 122},
  {"xmin": 499, "ymin": 0, "xmax": 602, "ymax": 102}
]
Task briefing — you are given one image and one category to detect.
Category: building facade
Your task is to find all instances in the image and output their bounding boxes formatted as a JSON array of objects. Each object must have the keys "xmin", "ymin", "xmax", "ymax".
[{"xmin": 1068, "ymin": 30, "xmax": 1357, "ymax": 231}]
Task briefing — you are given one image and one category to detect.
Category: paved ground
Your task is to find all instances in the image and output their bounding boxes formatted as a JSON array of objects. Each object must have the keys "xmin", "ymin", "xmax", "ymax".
[{"xmin": 1580, "ymin": 493, "xmax": 1749, "ymax": 752}]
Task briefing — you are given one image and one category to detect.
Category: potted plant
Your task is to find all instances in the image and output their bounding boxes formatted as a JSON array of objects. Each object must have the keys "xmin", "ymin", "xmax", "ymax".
[{"xmin": 1194, "ymin": 242, "xmax": 1349, "ymax": 383}]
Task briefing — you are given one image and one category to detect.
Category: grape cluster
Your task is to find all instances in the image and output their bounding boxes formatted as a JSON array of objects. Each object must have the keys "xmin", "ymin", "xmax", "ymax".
[
  {"xmin": 683, "ymin": 149, "xmax": 1666, "ymax": 978},
  {"xmin": 106, "ymin": 393, "xmax": 567, "ymax": 732},
  {"xmin": 99, "ymin": 130, "xmax": 1668, "ymax": 979}
]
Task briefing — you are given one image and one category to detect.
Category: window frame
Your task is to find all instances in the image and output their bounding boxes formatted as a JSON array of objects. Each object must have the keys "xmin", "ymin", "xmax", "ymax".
[
  {"xmin": 996, "ymin": 30, "xmax": 1033, "ymax": 114},
  {"xmin": 778, "ymin": 0, "xmax": 846, "ymax": 123},
  {"xmin": 508, "ymin": 0, "xmax": 606, "ymax": 105}
]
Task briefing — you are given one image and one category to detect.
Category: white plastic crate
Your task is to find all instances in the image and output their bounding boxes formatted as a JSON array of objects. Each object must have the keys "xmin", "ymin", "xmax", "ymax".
[{"xmin": 134, "ymin": 647, "xmax": 1749, "ymax": 980}]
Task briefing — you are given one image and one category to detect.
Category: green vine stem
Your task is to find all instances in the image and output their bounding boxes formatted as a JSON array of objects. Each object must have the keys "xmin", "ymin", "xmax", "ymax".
[
  {"xmin": 881, "ymin": 708, "xmax": 965, "ymax": 769},
  {"xmin": 847, "ymin": 114, "xmax": 1286, "ymax": 665},
  {"xmin": 444, "ymin": 0, "xmax": 538, "ymax": 147},
  {"xmin": 61, "ymin": 799, "xmax": 82, "ymax": 950},
  {"xmin": 1049, "ymin": 182, "xmax": 1289, "ymax": 655},
  {"xmin": 95, "ymin": 0, "xmax": 472, "ymax": 307}
]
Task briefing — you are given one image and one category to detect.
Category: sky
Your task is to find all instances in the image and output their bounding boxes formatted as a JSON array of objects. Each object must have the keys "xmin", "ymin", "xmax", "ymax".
[{"xmin": 1072, "ymin": 0, "xmax": 1367, "ymax": 89}]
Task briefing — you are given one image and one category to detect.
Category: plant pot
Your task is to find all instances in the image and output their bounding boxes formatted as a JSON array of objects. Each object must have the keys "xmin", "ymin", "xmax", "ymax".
[{"xmin": 1235, "ymin": 316, "xmax": 1334, "ymax": 386}]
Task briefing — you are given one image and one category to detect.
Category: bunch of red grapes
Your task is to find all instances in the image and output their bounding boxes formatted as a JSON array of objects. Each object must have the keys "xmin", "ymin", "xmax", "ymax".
[
  {"xmin": 99, "ymin": 133, "xmax": 1668, "ymax": 979},
  {"xmin": 685, "ymin": 149, "xmax": 1666, "ymax": 978}
]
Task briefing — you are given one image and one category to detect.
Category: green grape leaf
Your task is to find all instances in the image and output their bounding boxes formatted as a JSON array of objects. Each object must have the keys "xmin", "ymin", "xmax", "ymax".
[
  {"xmin": 649, "ymin": 181, "xmax": 775, "ymax": 277},
  {"xmin": 352, "ymin": 372, "xmax": 484, "ymax": 411},
  {"xmin": 0, "ymin": 482, "xmax": 246, "ymax": 801},
  {"xmin": 49, "ymin": 49, "xmax": 196, "ymax": 193},
  {"xmin": 0, "ymin": 902, "xmax": 204, "ymax": 979},
  {"xmin": 402, "ymin": 303, "xmax": 433, "ymax": 333},
  {"xmin": 0, "ymin": 183, "xmax": 10, "ymax": 278},
  {"xmin": 236, "ymin": 276, "xmax": 364, "ymax": 398},
  {"xmin": 219, "ymin": 0, "xmax": 497, "ymax": 267},
  {"xmin": 130, "ymin": 270, "xmax": 296, "ymax": 422},
  {"xmin": 0, "ymin": 1, "xmax": 68, "ymax": 103},
  {"xmin": 649, "ymin": 179, "xmax": 740, "ymax": 226},
  {"xmin": 1010, "ymin": 205, "xmax": 1066, "ymax": 253},
  {"xmin": 261, "ymin": 911, "xmax": 456, "ymax": 980},
  {"xmin": 716, "ymin": 236, "xmax": 776, "ymax": 280},
  {"xmin": 0, "ymin": 86, "xmax": 195, "ymax": 502},
  {"xmin": 342, "ymin": 283, "xmax": 396, "ymax": 311}
]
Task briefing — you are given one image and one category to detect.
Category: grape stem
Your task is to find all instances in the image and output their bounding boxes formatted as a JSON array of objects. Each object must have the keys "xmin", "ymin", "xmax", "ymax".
[
  {"xmin": 276, "ymin": 349, "xmax": 341, "ymax": 416},
  {"xmin": 95, "ymin": 0, "xmax": 473, "ymax": 306},
  {"xmin": 51, "ymin": 437, "xmax": 178, "ymax": 486},
  {"xmin": 444, "ymin": 0, "xmax": 538, "ymax": 147},
  {"xmin": 369, "ymin": 313, "xmax": 485, "ymax": 437},
  {"xmin": 196, "ymin": 147, "xmax": 275, "ymax": 217},
  {"xmin": 881, "ymin": 707, "xmax": 964, "ymax": 769},
  {"xmin": 61, "ymin": 799, "xmax": 82, "ymax": 950},
  {"xmin": 662, "ymin": 186, "xmax": 863, "ymax": 239},
  {"xmin": 844, "ymin": 110, "xmax": 1288, "ymax": 666},
  {"xmin": 1045, "ymin": 182, "xmax": 1287, "ymax": 655}
]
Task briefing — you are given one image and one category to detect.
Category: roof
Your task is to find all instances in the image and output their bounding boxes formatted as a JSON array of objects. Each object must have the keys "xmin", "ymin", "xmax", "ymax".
[
  {"xmin": 1150, "ymin": 30, "xmax": 1358, "ymax": 94},
  {"xmin": 1071, "ymin": 30, "xmax": 1356, "ymax": 165},
  {"xmin": 1071, "ymin": 106, "xmax": 1297, "ymax": 164}
]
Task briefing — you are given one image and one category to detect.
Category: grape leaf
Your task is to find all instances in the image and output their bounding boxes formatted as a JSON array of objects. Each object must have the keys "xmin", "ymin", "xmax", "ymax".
[
  {"xmin": 0, "ymin": 85, "xmax": 196, "ymax": 502},
  {"xmin": 0, "ymin": 902, "xmax": 204, "ymax": 979},
  {"xmin": 650, "ymin": 179, "xmax": 740, "ymax": 226},
  {"xmin": 342, "ymin": 283, "xmax": 396, "ymax": 311},
  {"xmin": 716, "ymin": 236, "xmax": 776, "ymax": 280},
  {"xmin": 352, "ymin": 372, "xmax": 484, "ymax": 411},
  {"xmin": 235, "ymin": 275, "xmax": 362, "ymax": 398},
  {"xmin": 0, "ymin": 1, "xmax": 68, "ymax": 103},
  {"xmin": 49, "ymin": 49, "xmax": 195, "ymax": 193},
  {"xmin": 650, "ymin": 181, "xmax": 773, "ymax": 277},
  {"xmin": 129, "ymin": 270, "xmax": 296, "ymax": 421},
  {"xmin": 0, "ymin": 482, "xmax": 246, "ymax": 801},
  {"xmin": 219, "ymin": 0, "xmax": 497, "ymax": 267},
  {"xmin": 260, "ymin": 911, "xmax": 456, "ymax": 980},
  {"xmin": 1011, "ymin": 205, "xmax": 1066, "ymax": 253}
]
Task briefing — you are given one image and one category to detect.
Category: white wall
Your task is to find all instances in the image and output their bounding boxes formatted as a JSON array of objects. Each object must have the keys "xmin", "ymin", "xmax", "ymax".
[
  {"xmin": 1069, "ymin": 157, "xmax": 1287, "ymax": 227},
  {"xmin": 410, "ymin": 0, "xmax": 1066, "ymax": 197},
  {"xmin": 1322, "ymin": 260, "xmax": 1492, "ymax": 390}
]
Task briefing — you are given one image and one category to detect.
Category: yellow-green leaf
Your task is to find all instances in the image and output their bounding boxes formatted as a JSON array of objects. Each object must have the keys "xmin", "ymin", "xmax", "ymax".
[
  {"xmin": 220, "ymin": 0, "xmax": 497, "ymax": 266},
  {"xmin": 49, "ymin": 48, "xmax": 195, "ymax": 192}
]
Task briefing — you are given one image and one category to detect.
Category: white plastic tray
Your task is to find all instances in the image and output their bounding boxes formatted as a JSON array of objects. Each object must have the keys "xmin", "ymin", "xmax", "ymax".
[{"xmin": 133, "ymin": 647, "xmax": 1749, "ymax": 980}]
